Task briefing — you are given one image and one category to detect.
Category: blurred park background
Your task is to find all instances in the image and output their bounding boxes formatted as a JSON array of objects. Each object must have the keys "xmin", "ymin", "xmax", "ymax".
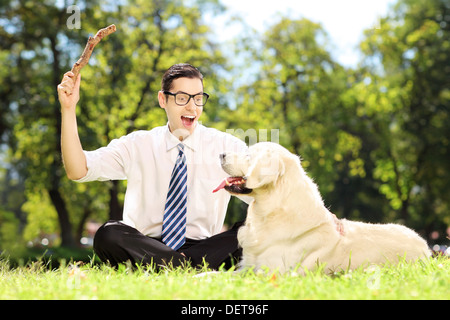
[{"xmin": 0, "ymin": 0, "xmax": 449, "ymax": 261}]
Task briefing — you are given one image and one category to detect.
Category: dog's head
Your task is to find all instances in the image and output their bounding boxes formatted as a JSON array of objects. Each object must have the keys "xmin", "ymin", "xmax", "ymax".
[{"xmin": 213, "ymin": 142, "xmax": 296, "ymax": 195}]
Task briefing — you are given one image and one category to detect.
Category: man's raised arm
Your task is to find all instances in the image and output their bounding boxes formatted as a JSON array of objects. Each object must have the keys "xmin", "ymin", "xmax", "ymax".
[{"xmin": 57, "ymin": 71, "xmax": 88, "ymax": 181}]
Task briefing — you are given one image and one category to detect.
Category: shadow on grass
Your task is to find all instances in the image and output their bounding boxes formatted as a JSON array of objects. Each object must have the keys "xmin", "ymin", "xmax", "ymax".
[{"xmin": 1, "ymin": 246, "xmax": 99, "ymax": 269}]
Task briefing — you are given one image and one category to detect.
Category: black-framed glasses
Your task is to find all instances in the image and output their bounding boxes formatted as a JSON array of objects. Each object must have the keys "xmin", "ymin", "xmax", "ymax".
[{"xmin": 163, "ymin": 91, "xmax": 209, "ymax": 107}]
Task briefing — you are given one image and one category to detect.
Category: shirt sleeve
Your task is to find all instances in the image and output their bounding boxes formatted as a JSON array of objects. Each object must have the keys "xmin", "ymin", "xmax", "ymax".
[{"xmin": 74, "ymin": 134, "xmax": 132, "ymax": 183}]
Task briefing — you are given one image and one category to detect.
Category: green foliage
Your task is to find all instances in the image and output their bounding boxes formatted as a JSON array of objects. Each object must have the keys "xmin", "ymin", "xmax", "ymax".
[
  {"xmin": 0, "ymin": 0, "xmax": 449, "ymax": 249},
  {"xmin": 0, "ymin": 209, "xmax": 20, "ymax": 251},
  {"xmin": 21, "ymin": 190, "xmax": 60, "ymax": 243},
  {"xmin": 359, "ymin": 0, "xmax": 450, "ymax": 232},
  {"xmin": 0, "ymin": 0, "xmax": 228, "ymax": 247}
]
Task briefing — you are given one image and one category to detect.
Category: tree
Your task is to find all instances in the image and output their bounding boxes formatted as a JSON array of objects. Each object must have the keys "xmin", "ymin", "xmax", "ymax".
[
  {"xmin": 360, "ymin": 0, "xmax": 450, "ymax": 240},
  {"xmin": 222, "ymin": 3, "xmax": 449, "ymax": 243},
  {"xmin": 0, "ymin": 0, "xmax": 228, "ymax": 247},
  {"xmin": 0, "ymin": 0, "xmax": 93, "ymax": 247},
  {"xmin": 222, "ymin": 17, "xmax": 373, "ymax": 219},
  {"xmin": 2, "ymin": 0, "xmax": 448, "ymax": 249}
]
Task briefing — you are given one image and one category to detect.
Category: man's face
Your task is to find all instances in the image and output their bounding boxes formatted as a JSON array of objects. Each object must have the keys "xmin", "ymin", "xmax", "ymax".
[{"xmin": 158, "ymin": 77, "xmax": 204, "ymax": 141}]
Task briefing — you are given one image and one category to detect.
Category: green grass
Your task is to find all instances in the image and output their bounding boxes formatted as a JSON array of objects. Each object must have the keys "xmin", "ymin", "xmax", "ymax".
[{"xmin": 0, "ymin": 255, "xmax": 449, "ymax": 300}]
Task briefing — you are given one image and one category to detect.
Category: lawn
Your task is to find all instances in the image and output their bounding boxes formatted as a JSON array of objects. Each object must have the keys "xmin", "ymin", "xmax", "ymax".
[{"xmin": 0, "ymin": 254, "xmax": 448, "ymax": 301}]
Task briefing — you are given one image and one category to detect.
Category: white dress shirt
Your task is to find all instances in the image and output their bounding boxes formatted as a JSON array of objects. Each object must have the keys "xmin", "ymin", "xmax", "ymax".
[{"xmin": 75, "ymin": 123, "xmax": 249, "ymax": 239}]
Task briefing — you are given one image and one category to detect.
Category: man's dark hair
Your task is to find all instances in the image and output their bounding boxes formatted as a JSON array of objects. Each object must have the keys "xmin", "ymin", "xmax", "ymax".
[{"xmin": 161, "ymin": 63, "xmax": 204, "ymax": 92}]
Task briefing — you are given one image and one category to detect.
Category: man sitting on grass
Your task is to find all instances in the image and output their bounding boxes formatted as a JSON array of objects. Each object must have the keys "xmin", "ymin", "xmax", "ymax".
[{"xmin": 57, "ymin": 63, "xmax": 249, "ymax": 270}]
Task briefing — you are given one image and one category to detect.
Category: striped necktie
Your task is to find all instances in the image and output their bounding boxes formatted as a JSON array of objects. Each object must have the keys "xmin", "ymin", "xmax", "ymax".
[{"xmin": 162, "ymin": 143, "xmax": 187, "ymax": 250}]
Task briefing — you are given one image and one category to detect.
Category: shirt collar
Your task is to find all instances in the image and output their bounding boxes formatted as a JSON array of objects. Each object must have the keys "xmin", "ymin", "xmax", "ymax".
[{"xmin": 165, "ymin": 122, "xmax": 202, "ymax": 152}]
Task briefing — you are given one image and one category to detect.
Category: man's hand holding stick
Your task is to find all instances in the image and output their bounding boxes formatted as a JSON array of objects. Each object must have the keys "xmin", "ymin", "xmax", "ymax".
[
  {"xmin": 58, "ymin": 24, "xmax": 116, "ymax": 98},
  {"xmin": 57, "ymin": 24, "xmax": 116, "ymax": 181}
]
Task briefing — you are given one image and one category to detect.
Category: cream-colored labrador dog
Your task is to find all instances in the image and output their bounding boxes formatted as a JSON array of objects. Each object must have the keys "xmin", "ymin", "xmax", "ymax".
[{"xmin": 214, "ymin": 142, "xmax": 430, "ymax": 274}]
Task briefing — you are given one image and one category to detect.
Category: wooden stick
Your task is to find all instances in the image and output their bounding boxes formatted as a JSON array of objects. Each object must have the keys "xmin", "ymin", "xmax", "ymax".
[{"xmin": 67, "ymin": 24, "xmax": 116, "ymax": 94}]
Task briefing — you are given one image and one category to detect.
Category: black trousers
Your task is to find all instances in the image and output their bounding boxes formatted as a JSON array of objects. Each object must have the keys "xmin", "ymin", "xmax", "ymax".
[{"xmin": 93, "ymin": 220, "xmax": 244, "ymax": 270}]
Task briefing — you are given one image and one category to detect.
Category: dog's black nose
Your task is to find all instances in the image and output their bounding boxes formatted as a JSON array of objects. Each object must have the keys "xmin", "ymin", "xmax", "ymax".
[{"xmin": 219, "ymin": 153, "xmax": 227, "ymax": 165}]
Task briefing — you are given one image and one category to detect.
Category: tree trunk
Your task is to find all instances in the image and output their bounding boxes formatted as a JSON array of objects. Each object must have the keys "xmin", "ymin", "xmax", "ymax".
[
  {"xmin": 49, "ymin": 34, "xmax": 76, "ymax": 247},
  {"xmin": 76, "ymin": 207, "xmax": 92, "ymax": 245},
  {"xmin": 48, "ymin": 188, "xmax": 75, "ymax": 247}
]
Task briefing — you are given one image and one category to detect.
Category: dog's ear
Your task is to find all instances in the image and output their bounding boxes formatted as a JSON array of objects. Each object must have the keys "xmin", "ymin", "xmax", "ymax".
[{"xmin": 244, "ymin": 150, "xmax": 285, "ymax": 189}]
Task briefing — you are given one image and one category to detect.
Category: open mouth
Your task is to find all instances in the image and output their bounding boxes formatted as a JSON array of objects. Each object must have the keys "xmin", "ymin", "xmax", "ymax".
[
  {"xmin": 213, "ymin": 176, "xmax": 253, "ymax": 194},
  {"xmin": 181, "ymin": 115, "xmax": 196, "ymax": 127}
]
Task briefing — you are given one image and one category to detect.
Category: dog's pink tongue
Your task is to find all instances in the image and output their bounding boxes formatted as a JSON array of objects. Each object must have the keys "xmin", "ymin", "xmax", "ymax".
[
  {"xmin": 213, "ymin": 179, "xmax": 227, "ymax": 193},
  {"xmin": 212, "ymin": 177, "xmax": 244, "ymax": 193}
]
